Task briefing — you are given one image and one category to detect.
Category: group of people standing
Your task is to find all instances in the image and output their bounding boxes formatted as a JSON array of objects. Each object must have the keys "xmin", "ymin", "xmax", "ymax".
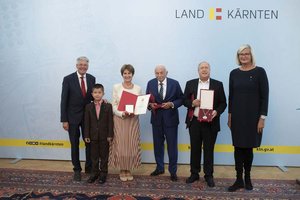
[{"xmin": 60, "ymin": 44, "xmax": 269, "ymax": 192}]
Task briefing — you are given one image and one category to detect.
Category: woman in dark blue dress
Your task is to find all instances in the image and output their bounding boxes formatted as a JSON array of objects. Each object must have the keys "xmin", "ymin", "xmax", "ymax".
[{"xmin": 228, "ymin": 44, "xmax": 269, "ymax": 191}]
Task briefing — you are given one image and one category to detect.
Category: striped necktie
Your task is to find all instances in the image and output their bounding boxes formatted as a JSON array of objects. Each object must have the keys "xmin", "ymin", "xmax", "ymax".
[{"xmin": 159, "ymin": 82, "xmax": 164, "ymax": 99}]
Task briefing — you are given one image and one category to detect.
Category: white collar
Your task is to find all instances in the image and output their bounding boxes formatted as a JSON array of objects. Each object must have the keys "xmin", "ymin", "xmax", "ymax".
[
  {"xmin": 199, "ymin": 78, "xmax": 210, "ymax": 84},
  {"xmin": 77, "ymin": 71, "xmax": 86, "ymax": 78},
  {"xmin": 158, "ymin": 78, "xmax": 167, "ymax": 85}
]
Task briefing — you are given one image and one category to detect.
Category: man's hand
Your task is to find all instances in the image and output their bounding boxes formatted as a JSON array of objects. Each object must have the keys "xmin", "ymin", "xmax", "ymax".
[
  {"xmin": 107, "ymin": 137, "xmax": 113, "ymax": 143},
  {"xmin": 211, "ymin": 110, "xmax": 217, "ymax": 120},
  {"xmin": 62, "ymin": 122, "xmax": 69, "ymax": 131},
  {"xmin": 192, "ymin": 99, "xmax": 201, "ymax": 107},
  {"xmin": 161, "ymin": 102, "xmax": 173, "ymax": 109},
  {"xmin": 149, "ymin": 103, "xmax": 158, "ymax": 109}
]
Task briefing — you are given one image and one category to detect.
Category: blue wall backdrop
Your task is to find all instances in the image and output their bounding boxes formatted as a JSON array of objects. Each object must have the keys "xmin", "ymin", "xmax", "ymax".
[{"xmin": 0, "ymin": 0, "xmax": 299, "ymax": 166}]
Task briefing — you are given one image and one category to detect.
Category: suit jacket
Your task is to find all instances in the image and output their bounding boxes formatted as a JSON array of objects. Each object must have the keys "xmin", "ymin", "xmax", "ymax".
[
  {"xmin": 60, "ymin": 72, "xmax": 95, "ymax": 124},
  {"xmin": 84, "ymin": 102, "xmax": 114, "ymax": 140},
  {"xmin": 146, "ymin": 77, "xmax": 184, "ymax": 127},
  {"xmin": 183, "ymin": 78, "xmax": 227, "ymax": 133}
]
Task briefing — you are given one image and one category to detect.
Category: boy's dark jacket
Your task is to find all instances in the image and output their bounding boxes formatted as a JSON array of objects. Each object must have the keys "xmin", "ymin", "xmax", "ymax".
[{"xmin": 84, "ymin": 101, "xmax": 114, "ymax": 140}]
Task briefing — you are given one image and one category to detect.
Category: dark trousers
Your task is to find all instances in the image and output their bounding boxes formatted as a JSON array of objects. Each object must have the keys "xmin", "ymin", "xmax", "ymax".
[
  {"xmin": 152, "ymin": 125, "xmax": 178, "ymax": 175},
  {"xmin": 90, "ymin": 140, "xmax": 109, "ymax": 177},
  {"xmin": 234, "ymin": 147, "xmax": 253, "ymax": 178},
  {"xmin": 189, "ymin": 117, "xmax": 217, "ymax": 178},
  {"xmin": 68, "ymin": 123, "xmax": 92, "ymax": 172}
]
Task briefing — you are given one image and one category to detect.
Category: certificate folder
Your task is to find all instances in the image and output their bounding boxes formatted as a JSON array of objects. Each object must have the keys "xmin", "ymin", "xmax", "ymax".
[
  {"xmin": 198, "ymin": 89, "xmax": 214, "ymax": 122},
  {"xmin": 118, "ymin": 90, "xmax": 150, "ymax": 115}
]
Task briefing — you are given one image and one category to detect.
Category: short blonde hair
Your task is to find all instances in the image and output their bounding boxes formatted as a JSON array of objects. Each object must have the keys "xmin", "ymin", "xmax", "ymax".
[{"xmin": 236, "ymin": 44, "xmax": 256, "ymax": 66}]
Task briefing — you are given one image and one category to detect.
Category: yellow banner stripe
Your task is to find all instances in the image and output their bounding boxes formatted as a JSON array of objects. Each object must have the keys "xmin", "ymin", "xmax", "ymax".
[
  {"xmin": 0, "ymin": 139, "xmax": 299, "ymax": 154},
  {"xmin": 0, "ymin": 139, "xmax": 84, "ymax": 148},
  {"xmin": 209, "ymin": 8, "xmax": 215, "ymax": 20}
]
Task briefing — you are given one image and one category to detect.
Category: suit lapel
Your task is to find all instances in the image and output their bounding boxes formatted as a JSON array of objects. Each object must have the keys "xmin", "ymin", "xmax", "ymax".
[
  {"xmin": 72, "ymin": 72, "xmax": 83, "ymax": 97},
  {"xmin": 86, "ymin": 74, "xmax": 93, "ymax": 94},
  {"xmin": 209, "ymin": 79, "xmax": 215, "ymax": 90},
  {"xmin": 152, "ymin": 80, "xmax": 160, "ymax": 100},
  {"xmin": 99, "ymin": 103, "xmax": 106, "ymax": 120},
  {"xmin": 193, "ymin": 79, "xmax": 199, "ymax": 98},
  {"xmin": 165, "ymin": 78, "xmax": 170, "ymax": 100}
]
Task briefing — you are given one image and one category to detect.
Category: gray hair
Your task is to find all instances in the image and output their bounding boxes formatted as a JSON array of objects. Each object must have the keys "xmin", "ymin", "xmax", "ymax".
[
  {"xmin": 236, "ymin": 44, "xmax": 256, "ymax": 66},
  {"xmin": 198, "ymin": 61, "xmax": 210, "ymax": 70},
  {"xmin": 155, "ymin": 64, "xmax": 167, "ymax": 73},
  {"xmin": 76, "ymin": 56, "xmax": 89, "ymax": 64}
]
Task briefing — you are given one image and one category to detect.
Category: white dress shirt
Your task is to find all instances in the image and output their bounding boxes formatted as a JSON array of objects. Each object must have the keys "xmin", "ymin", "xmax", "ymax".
[
  {"xmin": 194, "ymin": 78, "xmax": 210, "ymax": 117},
  {"xmin": 77, "ymin": 71, "xmax": 88, "ymax": 91},
  {"xmin": 158, "ymin": 78, "xmax": 167, "ymax": 100}
]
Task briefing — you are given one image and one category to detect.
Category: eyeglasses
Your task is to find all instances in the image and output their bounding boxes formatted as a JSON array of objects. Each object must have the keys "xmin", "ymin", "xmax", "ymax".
[{"xmin": 238, "ymin": 53, "xmax": 251, "ymax": 56}]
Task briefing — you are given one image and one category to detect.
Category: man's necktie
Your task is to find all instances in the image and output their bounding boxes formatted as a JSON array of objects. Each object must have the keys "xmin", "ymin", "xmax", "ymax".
[
  {"xmin": 159, "ymin": 82, "xmax": 164, "ymax": 99},
  {"xmin": 80, "ymin": 76, "xmax": 86, "ymax": 98}
]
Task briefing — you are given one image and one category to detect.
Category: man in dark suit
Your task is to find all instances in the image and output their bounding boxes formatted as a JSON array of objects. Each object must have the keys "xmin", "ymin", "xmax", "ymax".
[
  {"xmin": 183, "ymin": 61, "xmax": 227, "ymax": 187},
  {"xmin": 146, "ymin": 64, "xmax": 183, "ymax": 182},
  {"xmin": 60, "ymin": 56, "xmax": 96, "ymax": 181}
]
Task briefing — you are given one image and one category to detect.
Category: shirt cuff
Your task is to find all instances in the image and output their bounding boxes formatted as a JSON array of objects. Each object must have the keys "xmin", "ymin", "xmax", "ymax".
[
  {"xmin": 260, "ymin": 115, "xmax": 266, "ymax": 119},
  {"xmin": 170, "ymin": 102, "xmax": 175, "ymax": 109}
]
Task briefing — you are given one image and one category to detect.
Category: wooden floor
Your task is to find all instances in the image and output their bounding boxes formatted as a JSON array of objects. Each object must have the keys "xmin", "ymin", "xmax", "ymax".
[{"xmin": 0, "ymin": 158, "xmax": 299, "ymax": 180}]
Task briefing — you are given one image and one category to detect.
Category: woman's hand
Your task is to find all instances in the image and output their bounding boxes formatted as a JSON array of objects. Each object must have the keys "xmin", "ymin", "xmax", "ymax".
[
  {"xmin": 257, "ymin": 118, "xmax": 265, "ymax": 134},
  {"xmin": 122, "ymin": 111, "xmax": 134, "ymax": 118},
  {"xmin": 227, "ymin": 113, "xmax": 231, "ymax": 129}
]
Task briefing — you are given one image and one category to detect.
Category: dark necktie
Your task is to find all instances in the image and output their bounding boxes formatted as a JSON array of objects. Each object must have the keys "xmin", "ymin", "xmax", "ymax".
[
  {"xmin": 159, "ymin": 82, "xmax": 164, "ymax": 99},
  {"xmin": 80, "ymin": 76, "xmax": 86, "ymax": 98}
]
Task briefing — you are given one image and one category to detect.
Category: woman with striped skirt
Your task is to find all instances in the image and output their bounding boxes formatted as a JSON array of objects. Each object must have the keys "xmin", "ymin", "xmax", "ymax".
[{"xmin": 109, "ymin": 64, "xmax": 142, "ymax": 181}]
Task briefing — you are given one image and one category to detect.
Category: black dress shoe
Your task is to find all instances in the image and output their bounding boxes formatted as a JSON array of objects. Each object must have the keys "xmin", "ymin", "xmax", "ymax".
[
  {"xmin": 170, "ymin": 174, "xmax": 178, "ymax": 182},
  {"xmin": 245, "ymin": 177, "xmax": 253, "ymax": 190},
  {"xmin": 87, "ymin": 176, "xmax": 98, "ymax": 183},
  {"xmin": 205, "ymin": 177, "xmax": 215, "ymax": 187},
  {"xmin": 150, "ymin": 169, "xmax": 165, "ymax": 176},
  {"xmin": 186, "ymin": 174, "xmax": 199, "ymax": 183},
  {"xmin": 98, "ymin": 176, "xmax": 107, "ymax": 184},
  {"xmin": 228, "ymin": 179, "xmax": 244, "ymax": 192},
  {"xmin": 73, "ymin": 171, "xmax": 81, "ymax": 181}
]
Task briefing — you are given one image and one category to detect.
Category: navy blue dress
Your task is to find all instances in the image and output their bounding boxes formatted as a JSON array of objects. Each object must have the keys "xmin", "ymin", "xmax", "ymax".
[{"xmin": 228, "ymin": 66, "xmax": 269, "ymax": 148}]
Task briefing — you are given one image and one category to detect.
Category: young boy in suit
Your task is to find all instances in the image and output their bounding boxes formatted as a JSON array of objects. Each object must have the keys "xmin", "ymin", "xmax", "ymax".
[{"xmin": 84, "ymin": 84, "xmax": 113, "ymax": 184}]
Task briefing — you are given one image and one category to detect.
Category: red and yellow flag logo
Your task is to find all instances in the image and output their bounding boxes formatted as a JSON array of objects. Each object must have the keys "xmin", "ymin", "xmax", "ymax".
[{"xmin": 209, "ymin": 8, "xmax": 222, "ymax": 20}]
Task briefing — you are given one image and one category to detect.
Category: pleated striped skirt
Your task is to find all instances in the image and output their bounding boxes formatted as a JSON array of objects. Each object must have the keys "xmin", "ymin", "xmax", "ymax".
[{"xmin": 109, "ymin": 115, "xmax": 142, "ymax": 170}]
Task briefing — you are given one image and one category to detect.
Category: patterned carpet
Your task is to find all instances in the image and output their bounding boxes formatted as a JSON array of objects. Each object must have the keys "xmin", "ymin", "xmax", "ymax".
[{"xmin": 0, "ymin": 168, "xmax": 299, "ymax": 199}]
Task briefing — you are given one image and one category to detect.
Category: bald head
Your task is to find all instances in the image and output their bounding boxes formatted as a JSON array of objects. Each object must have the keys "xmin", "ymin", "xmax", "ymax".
[{"xmin": 155, "ymin": 64, "xmax": 168, "ymax": 82}]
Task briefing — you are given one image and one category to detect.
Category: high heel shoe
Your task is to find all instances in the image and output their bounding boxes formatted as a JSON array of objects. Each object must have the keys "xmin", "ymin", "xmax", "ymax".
[
  {"xmin": 125, "ymin": 170, "xmax": 133, "ymax": 181},
  {"xmin": 119, "ymin": 170, "xmax": 127, "ymax": 182}
]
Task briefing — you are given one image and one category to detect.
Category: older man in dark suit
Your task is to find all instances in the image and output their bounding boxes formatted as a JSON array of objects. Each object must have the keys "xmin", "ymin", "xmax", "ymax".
[
  {"xmin": 183, "ymin": 61, "xmax": 227, "ymax": 187},
  {"xmin": 146, "ymin": 65, "xmax": 184, "ymax": 182},
  {"xmin": 60, "ymin": 56, "xmax": 95, "ymax": 181}
]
